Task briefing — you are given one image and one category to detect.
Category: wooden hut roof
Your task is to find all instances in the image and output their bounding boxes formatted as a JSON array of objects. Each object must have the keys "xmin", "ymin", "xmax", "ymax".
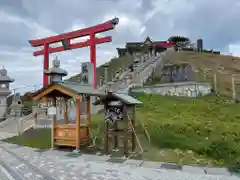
[
  {"xmin": 31, "ymin": 81, "xmax": 105, "ymax": 100},
  {"xmin": 93, "ymin": 92, "xmax": 142, "ymax": 105}
]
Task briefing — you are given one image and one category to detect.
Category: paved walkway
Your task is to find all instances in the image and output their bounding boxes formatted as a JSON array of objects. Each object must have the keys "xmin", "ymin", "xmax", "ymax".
[
  {"xmin": 0, "ymin": 132, "xmax": 17, "ymax": 140},
  {"xmin": 0, "ymin": 142, "xmax": 239, "ymax": 180}
]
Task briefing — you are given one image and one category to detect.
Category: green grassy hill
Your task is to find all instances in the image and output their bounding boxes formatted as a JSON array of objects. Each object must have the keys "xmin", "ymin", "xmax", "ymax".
[
  {"xmin": 134, "ymin": 93, "xmax": 240, "ymax": 168},
  {"xmin": 168, "ymin": 51, "xmax": 240, "ymax": 98}
]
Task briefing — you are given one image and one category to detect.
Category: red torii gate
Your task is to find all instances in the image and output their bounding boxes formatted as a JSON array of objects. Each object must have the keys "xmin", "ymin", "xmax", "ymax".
[{"xmin": 29, "ymin": 18, "xmax": 119, "ymax": 88}]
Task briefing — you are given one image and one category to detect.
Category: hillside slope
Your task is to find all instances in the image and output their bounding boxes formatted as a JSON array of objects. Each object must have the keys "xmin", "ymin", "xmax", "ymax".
[
  {"xmin": 68, "ymin": 54, "xmax": 133, "ymax": 85},
  {"xmin": 168, "ymin": 51, "xmax": 240, "ymax": 98},
  {"xmin": 133, "ymin": 93, "xmax": 240, "ymax": 168}
]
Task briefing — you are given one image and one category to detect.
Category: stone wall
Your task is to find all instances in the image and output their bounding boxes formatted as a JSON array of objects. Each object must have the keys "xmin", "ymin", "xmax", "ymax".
[
  {"xmin": 161, "ymin": 63, "xmax": 195, "ymax": 83},
  {"xmin": 131, "ymin": 81, "xmax": 212, "ymax": 97}
]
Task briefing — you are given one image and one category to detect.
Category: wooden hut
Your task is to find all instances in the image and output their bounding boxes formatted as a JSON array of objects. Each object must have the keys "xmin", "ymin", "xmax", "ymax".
[
  {"xmin": 31, "ymin": 81, "xmax": 104, "ymax": 151},
  {"xmin": 93, "ymin": 91, "xmax": 142, "ymax": 155}
]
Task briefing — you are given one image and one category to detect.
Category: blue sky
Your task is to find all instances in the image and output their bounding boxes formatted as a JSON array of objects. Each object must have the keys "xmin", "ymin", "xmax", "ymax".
[{"xmin": 0, "ymin": 0, "xmax": 240, "ymax": 93}]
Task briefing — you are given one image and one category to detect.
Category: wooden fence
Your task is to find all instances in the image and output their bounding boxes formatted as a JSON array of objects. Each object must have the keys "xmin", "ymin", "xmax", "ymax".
[{"xmin": 195, "ymin": 67, "xmax": 240, "ymax": 101}]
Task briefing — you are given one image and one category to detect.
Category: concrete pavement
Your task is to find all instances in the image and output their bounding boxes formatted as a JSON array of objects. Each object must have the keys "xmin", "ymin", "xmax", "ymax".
[{"xmin": 0, "ymin": 142, "xmax": 239, "ymax": 180}]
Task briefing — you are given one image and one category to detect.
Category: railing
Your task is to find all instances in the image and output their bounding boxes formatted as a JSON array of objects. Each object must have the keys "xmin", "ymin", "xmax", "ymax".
[{"xmin": 129, "ymin": 48, "xmax": 174, "ymax": 87}]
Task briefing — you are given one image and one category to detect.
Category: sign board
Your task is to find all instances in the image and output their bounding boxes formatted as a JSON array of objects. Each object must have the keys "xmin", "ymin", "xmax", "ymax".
[
  {"xmin": 105, "ymin": 100, "xmax": 124, "ymax": 122},
  {"xmin": 81, "ymin": 62, "xmax": 94, "ymax": 86},
  {"xmin": 47, "ymin": 107, "xmax": 56, "ymax": 115}
]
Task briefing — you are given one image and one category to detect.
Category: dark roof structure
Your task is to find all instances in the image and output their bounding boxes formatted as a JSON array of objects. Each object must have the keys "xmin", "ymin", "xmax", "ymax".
[
  {"xmin": 125, "ymin": 36, "xmax": 175, "ymax": 48},
  {"xmin": 60, "ymin": 81, "xmax": 104, "ymax": 95},
  {"xmin": 31, "ymin": 81, "xmax": 105, "ymax": 100},
  {"xmin": 93, "ymin": 91, "xmax": 142, "ymax": 106}
]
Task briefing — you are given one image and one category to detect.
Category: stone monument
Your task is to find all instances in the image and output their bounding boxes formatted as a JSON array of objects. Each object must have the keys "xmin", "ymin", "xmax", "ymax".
[
  {"xmin": 0, "ymin": 66, "xmax": 14, "ymax": 121},
  {"xmin": 44, "ymin": 56, "xmax": 68, "ymax": 84},
  {"xmin": 44, "ymin": 56, "xmax": 68, "ymax": 119}
]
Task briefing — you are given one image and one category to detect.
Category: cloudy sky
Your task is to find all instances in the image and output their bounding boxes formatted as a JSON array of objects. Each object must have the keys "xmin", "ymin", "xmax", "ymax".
[{"xmin": 0, "ymin": 0, "xmax": 240, "ymax": 93}]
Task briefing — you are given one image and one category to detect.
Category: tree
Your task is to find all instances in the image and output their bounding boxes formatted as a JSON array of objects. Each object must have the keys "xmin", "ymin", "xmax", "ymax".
[{"xmin": 168, "ymin": 36, "xmax": 190, "ymax": 48}]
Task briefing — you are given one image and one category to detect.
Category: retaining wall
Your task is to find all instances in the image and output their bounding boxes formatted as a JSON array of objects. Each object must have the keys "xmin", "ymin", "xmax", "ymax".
[{"xmin": 131, "ymin": 81, "xmax": 212, "ymax": 97}]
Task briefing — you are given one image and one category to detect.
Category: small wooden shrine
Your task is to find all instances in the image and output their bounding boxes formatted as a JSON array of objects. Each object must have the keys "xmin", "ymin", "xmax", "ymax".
[
  {"xmin": 93, "ymin": 91, "xmax": 142, "ymax": 155},
  {"xmin": 31, "ymin": 58, "xmax": 104, "ymax": 150}
]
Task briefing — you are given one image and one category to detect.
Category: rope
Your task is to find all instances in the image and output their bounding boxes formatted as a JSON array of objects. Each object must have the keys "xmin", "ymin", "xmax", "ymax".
[{"xmin": 138, "ymin": 118, "xmax": 151, "ymax": 144}]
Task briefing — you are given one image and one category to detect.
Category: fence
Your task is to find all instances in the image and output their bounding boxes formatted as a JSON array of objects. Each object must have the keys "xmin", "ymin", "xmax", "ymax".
[{"xmin": 194, "ymin": 67, "xmax": 240, "ymax": 101}]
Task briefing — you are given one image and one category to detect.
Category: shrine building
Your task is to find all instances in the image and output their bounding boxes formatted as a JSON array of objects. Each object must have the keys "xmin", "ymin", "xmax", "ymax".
[{"xmin": 117, "ymin": 36, "xmax": 175, "ymax": 57}]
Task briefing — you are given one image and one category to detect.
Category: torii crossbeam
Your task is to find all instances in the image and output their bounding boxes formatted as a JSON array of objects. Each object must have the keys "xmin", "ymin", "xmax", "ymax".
[{"xmin": 29, "ymin": 18, "xmax": 119, "ymax": 88}]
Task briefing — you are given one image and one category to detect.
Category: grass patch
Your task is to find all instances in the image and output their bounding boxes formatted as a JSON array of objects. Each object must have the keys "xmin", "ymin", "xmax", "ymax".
[
  {"xmin": 4, "ymin": 93, "xmax": 240, "ymax": 169},
  {"xmin": 133, "ymin": 93, "xmax": 240, "ymax": 168},
  {"xmin": 4, "ymin": 128, "xmax": 51, "ymax": 149}
]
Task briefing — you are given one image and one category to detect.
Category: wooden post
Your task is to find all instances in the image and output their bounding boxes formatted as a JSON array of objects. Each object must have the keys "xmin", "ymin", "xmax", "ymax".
[
  {"xmin": 213, "ymin": 73, "xmax": 217, "ymax": 92},
  {"xmin": 51, "ymin": 97, "xmax": 56, "ymax": 149},
  {"xmin": 104, "ymin": 103, "xmax": 109, "ymax": 154},
  {"xmin": 232, "ymin": 74, "xmax": 236, "ymax": 101},
  {"xmin": 64, "ymin": 98, "xmax": 68, "ymax": 124},
  {"xmin": 123, "ymin": 107, "xmax": 128, "ymax": 155},
  {"xmin": 104, "ymin": 124, "xmax": 109, "ymax": 153},
  {"xmin": 131, "ymin": 106, "xmax": 136, "ymax": 152},
  {"xmin": 75, "ymin": 98, "xmax": 81, "ymax": 150},
  {"xmin": 86, "ymin": 96, "xmax": 92, "ymax": 146},
  {"xmin": 87, "ymin": 96, "xmax": 91, "ymax": 124},
  {"xmin": 113, "ymin": 122, "xmax": 118, "ymax": 150}
]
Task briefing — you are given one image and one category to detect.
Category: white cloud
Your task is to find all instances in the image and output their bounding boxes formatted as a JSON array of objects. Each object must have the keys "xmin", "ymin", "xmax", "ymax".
[
  {"xmin": 144, "ymin": 0, "xmax": 194, "ymax": 22},
  {"xmin": 71, "ymin": 22, "xmax": 86, "ymax": 31},
  {"xmin": 0, "ymin": 11, "xmax": 23, "ymax": 23},
  {"xmin": 0, "ymin": 10, "xmax": 55, "ymax": 40},
  {"xmin": 0, "ymin": 0, "xmax": 240, "ymax": 94}
]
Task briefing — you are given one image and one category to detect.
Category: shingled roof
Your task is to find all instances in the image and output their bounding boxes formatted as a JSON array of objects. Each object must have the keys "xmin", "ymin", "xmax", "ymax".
[
  {"xmin": 125, "ymin": 36, "xmax": 175, "ymax": 48},
  {"xmin": 93, "ymin": 91, "xmax": 142, "ymax": 105}
]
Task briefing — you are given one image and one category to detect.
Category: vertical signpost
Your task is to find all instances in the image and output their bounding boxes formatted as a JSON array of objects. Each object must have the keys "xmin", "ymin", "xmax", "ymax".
[
  {"xmin": 29, "ymin": 18, "xmax": 119, "ymax": 89},
  {"xmin": 81, "ymin": 62, "xmax": 94, "ymax": 86}
]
